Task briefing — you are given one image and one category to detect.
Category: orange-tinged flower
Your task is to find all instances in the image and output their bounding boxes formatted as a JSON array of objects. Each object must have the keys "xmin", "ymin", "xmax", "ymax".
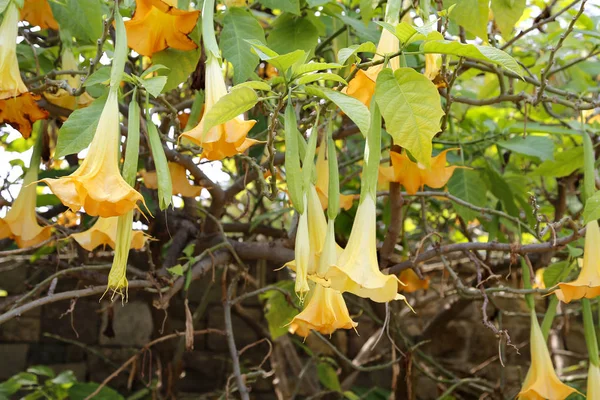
[
  {"xmin": 56, "ymin": 210, "xmax": 81, "ymax": 228},
  {"xmin": 325, "ymin": 194, "xmax": 408, "ymax": 303},
  {"xmin": 44, "ymin": 49, "xmax": 94, "ymax": 110},
  {"xmin": 20, "ymin": 0, "xmax": 58, "ymax": 30},
  {"xmin": 124, "ymin": 0, "xmax": 200, "ymax": 57},
  {"xmin": 41, "ymin": 90, "xmax": 144, "ymax": 217},
  {"xmin": 289, "ymin": 218, "xmax": 357, "ymax": 337},
  {"xmin": 424, "ymin": 54, "xmax": 441, "ymax": 81},
  {"xmin": 140, "ymin": 162, "xmax": 202, "ymax": 198},
  {"xmin": 398, "ymin": 268, "xmax": 430, "ymax": 293},
  {"xmin": 533, "ymin": 268, "xmax": 546, "ymax": 289},
  {"xmin": 315, "ymin": 145, "xmax": 354, "ymax": 211},
  {"xmin": 71, "ymin": 216, "xmax": 148, "ymax": 252},
  {"xmin": 555, "ymin": 220, "xmax": 600, "ymax": 303},
  {"xmin": 0, "ymin": 167, "xmax": 52, "ymax": 248},
  {"xmin": 344, "ymin": 29, "xmax": 400, "ymax": 107},
  {"xmin": 379, "ymin": 149, "xmax": 462, "ymax": 195},
  {"xmin": 180, "ymin": 55, "xmax": 258, "ymax": 160},
  {"xmin": 0, "ymin": 3, "xmax": 48, "ymax": 138},
  {"xmin": 518, "ymin": 310, "xmax": 578, "ymax": 400},
  {"xmin": 588, "ymin": 363, "xmax": 600, "ymax": 398}
]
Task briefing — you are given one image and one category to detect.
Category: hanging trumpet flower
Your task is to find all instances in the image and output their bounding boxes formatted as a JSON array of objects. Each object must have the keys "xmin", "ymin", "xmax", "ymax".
[
  {"xmin": 20, "ymin": 0, "xmax": 59, "ymax": 30},
  {"xmin": 0, "ymin": 2, "xmax": 48, "ymax": 138},
  {"xmin": 315, "ymin": 144, "xmax": 354, "ymax": 211},
  {"xmin": 71, "ymin": 216, "xmax": 149, "ymax": 252},
  {"xmin": 44, "ymin": 49, "xmax": 94, "ymax": 111},
  {"xmin": 554, "ymin": 220, "xmax": 600, "ymax": 303},
  {"xmin": 0, "ymin": 131, "xmax": 52, "ymax": 248},
  {"xmin": 140, "ymin": 162, "xmax": 202, "ymax": 198},
  {"xmin": 41, "ymin": 90, "xmax": 144, "ymax": 217},
  {"xmin": 517, "ymin": 309, "xmax": 578, "ymax": 399},
  {"xmin": 124, "ymin": 0, "xmax": 200, "ymax": 57}
]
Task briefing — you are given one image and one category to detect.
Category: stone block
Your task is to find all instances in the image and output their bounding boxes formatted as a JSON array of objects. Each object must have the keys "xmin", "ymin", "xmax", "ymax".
[
  {"xmin": 0, "ymin": 316, "xmax": 40, "ymax": 342},
  {"xmin": 0, "ymin": 344, "xmax": 28, "ymax": 379},
  {"xmin": 41, "ymin": 299, "xmax": 100, "ymax": 345},
  {"xmin": 206, "ymin": 305, "xmax": 260, "ymax": 352},
  {"xmin": 99, "ymin": 300, "xmax": 153, "ymax": 346}
]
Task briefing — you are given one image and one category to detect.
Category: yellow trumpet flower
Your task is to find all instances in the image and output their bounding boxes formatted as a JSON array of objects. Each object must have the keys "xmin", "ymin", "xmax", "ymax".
[
  {"xmin": 398, "ymin": 268, "xmax": 430, "ymax": 293},
  {"xmin": 315, "ymin": 145, "xmax": 354, "ymax": 211},
  {"xmin": 518, "ymin": 310, "xmax": 578, "ymax": 400},
  {"xmin": 20, "ymin": 0, "xmax": 58, "ymax": 30},
  {"xmin": 344, "ymin": 28, "xmax": 400, "ymax": 107},
  {"xmin": 0, "ymin": 3, "xmax": 48, "ymax": 138},
  {"xmin": 0, "ymin": 167, "xmax": 52, "ymax": 248},
  {"xmin": 325, "ymin": 194, "xmax": 407, "ymax": 303},
  {"xmin": 44, "ymin": 49, "xmax": 94, "ymax": 110},
  {"xmin": 124, "ymin": 0, "xmax": 200, "ymax": 57},
  {"xmin": 180, "ymin": 55, "xmax": 259, "ymax": 160},
  {"xmin": 588, "ymin": 363, "xmax": 600, "ymax": 399},
  {"xmin": 555, "ymin": 220, "xmax": 600, "ymax": 303},
  {"xmin": 293, "ymin": 196, "xmax": 311, "ymax": 295},
  {"xmin": 424, "ymin": 53, "xmax": 441, "ymax": 81},
  {"xmin": 379, "ymin": 149, "xmax": 462, "ymax": 195},
  {"xmin": 71, "ymin": 216, "xmax": 148, "ymax": 252},
  {"xmin": 289, "ymin": 217, "xmax": 357, "ymax": 337},
  {"xmin": 41, "ymin": 90, "xmax": 144, "ymax": 217},
  {"xmin": 104, "ymin": 211, "xmax": 135, "ymax": 301},
  {"xmin": 140, "ymin": 162, "xmax": 202, "ymax": 198}
]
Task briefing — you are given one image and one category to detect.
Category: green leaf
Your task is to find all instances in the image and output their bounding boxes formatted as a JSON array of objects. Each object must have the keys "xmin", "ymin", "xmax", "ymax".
[
  {"xmin": 221, "ymin": 8, "xmax": 266, "ymax": 84},
  {"xmin": 317, "ymin": 362, "xmax": 342, "ymax": 392},
  {"xmin": 202, "ymin": 87, "xmax": 259, "ymax": 135},
  {"xmin": 167, "ymin": 264, "xmax": 184, "ymax": 276},
  {"xmin": 583, "ymin": 191, "xmax": 600, "ymax": 224},
  {"xmin": 259, "ymin": 280, "xmax": 299, "ymax": 340},
  {"xmin": 360, "ymin": 0, "xmax": 374, "ymax": 24},
  {"xmin": 139, "ymin": 76, "xmax": 168, "ymax": 97},
  {"xmin": 448, "ymin": 169, "xmax": 487, "ymax": 222},
  {"xmin": 307, "ymin": 0, "xmax": 331, "ymax": 6},
  {"xmin": 267, "ymin": 15, "xmax": 319, "ymax": 54},
  {"xmin": 297, "ymin": 73, "xmax": 347, "ymax": 85},
  {"xmin": 55, "ymin": 94, "xmax": 107, "ymax": 158},
  {"xmin": 375, "ymin": 68, "xmax": 444, "ymax": 167},
  {"xmin": 258, "ymin": 0, "xmax": 300, "ymax": 14},
  {"xmin": 491, "ymin": 0, "xmax": 526, "ymax": 40},
  {"xmin": 532, "ymin": 146, "xmax": 583, "ymax": 178},
  {"xmin": 13, "ymin": 373, "xmax": 37, "ymax": 386},
  {"xmin": 152, "ymin": 48, "xmax": 202, "ymax": 92},
  {"xmin": 308, "ymin": 87, "xmax": 370, "ymax": 137},
  {"xmin": 146, "ymin": 120, "xmax": 172, "ymax": 210},
  {"xmin": 484, "ymin": 163, "xmax": 519, "ymax": 217},
  {"xmin": 27, "ymin": 366, "xmax": 55, "ymax": 378},
  {"xmin": 84, "ymin": 67, "xmax": 111, "ymax": 87},
  {"xmin": 337, "ymin": 42, "xmax": 377, "ymax": 65},
  {"xmin": 543, "ymin": 261, "xmax": 571, "ymax": 288},
  {"xmin": 0, "ymin": 379, "xmax": 20, "ymax": 397},
  {"xmin": 235, "ymin": 81, "xmax": 271, "ymax": 91},
  {"xmin": 51, "ymin": 371, "xmax": 76, "ymax": 385},
  {"xmin": 68, "ymin": 383, "xmax": 124, "ymax": 400},
  {"xmin": 141, "ymin": 64, "xmax": 169, "ymax": 78},
  {"xmin": 449, "ymin": 0, "xmax": 489, "ymax": 41},
  {"xmin": 294, "ymin": 62, "xmax": 343, "ymax": 77},
  {"xmin": 422, "ymin": 40, "xmax": 523, "ymax": 77},
  {"xmin": 49, "ymin": 0, "xmax": 103, "ymax": 43},
  {"xmin": 247, "ymin": 40, "xmax": 306, "ymax": 74},
  {"xmin": 0, "ymin": 0, "xmax": 10, "ymax": 15},
  {"xmin": 496, "ymin": 136, "xmax": 554, "ymax": 161}
]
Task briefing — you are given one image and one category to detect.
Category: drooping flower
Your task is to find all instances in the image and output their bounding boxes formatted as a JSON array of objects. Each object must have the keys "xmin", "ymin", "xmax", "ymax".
[
  {"xmin": 44, "ymin": 49, "xmax": 94, "ymax": 110},
  {"xmin": 124, "ymin": 0, "xmax": 200, "ymax": 57},
  {"xmin": 325, "ymin": 194, "xmax": 408, "ymax": 303},
  {"xmin": 20, "ymin": 0, "xmax": 58, "ymax": 30},
  {"xmin": 180, "ymin": 55, "xmax": 259, "ymax": 160},
  {"xmin": 379, "ymin": 149, "xmax": 462, "ymax": 195},
  {"xmin": 140, "ymin": 162, "xmax": 202, "ymax": 198},
  {"xmin": 517, "ymin": 310, "xmax": 578, "ymax": 400},
  {"xmin": 289, "ymin": 209, "xmax": 357, "ymax": 337},
  {"xmin": 0, "ymin": 158, "xmax": 52, "ymax": 249},
  {"xmin": 292, "ymin": 195, "xmax": 311, "ymax": 295},
  {"xmin": 344, "ymin": 29, "xmax": 400, "ymax": 107},
  {"xmin": 315, "ymin": 145, "xmax": 354, "ymax": 211},
  {"xmin": 588, "ymin": 363, "xmax": 600, "ymax": 399},
  {"xmin": 398, "ymin": 268, "xmax": 430, "ymax": 293},
  {"xmin": 71, "ymin": 216, "xmax": 148, "ymax": 252},
  {"xmin": 41, "ymin": 90, "xmax": 144, "ymax": 217},
  {"xmin": 104, "ymin": 211, "xmax": 135, "ymax": 301},
  {"xmin": 555, "ymin": 220, "xmax": 600, "ymax": 303},
  {"xmin": 0, "ymin": 3, "xmax": 48, "ymax": 138}
]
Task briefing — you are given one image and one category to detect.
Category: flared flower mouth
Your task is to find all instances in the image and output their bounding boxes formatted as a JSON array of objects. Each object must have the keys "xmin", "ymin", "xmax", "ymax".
[
  {"xmin": 42, "ymin": 90, "xmax": 145, "ymax": 217},
  {"xmin": 71, "ymin": 216, "xmax": 149, "ymax": 252},
  {"xmin": 124, "ymin": 0, "xmax": 200, "ymax": 57},
  {"xmin": 0, "ymin": 93, "xmax": 49, "ymax": 139},
  {"xmin": 179, "ymin": 55, "xmax": 258, "ymax": 160}
]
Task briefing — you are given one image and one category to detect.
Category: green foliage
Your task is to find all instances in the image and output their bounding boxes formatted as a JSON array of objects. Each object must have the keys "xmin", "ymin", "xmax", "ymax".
[
  {"xmin": 152, "ymin": 48, "xmax": 202, "ymax": 92},
  {"xmin": 146, "ymin": 119, "xmax": 172, "ymax": 210},
  {"xmin": 496, "ymin": 136, "xmax": 554, "ymax": 161},
  {"xmin": 448, "ymin": 169, "xmax": 487, "ymax": 222},
  {"xmin": 49, "ymin": 0, "xmax": 103, "ymax": 43},
  {"xmin": 202, "ymin": 87, "xmax": 259, "ymax": 135},
  {"xmin": 267, "ymin": 14, "xmax": 319, "ymax": 54},
  {"xmin": 259, "ymin": 281, "xmax": 299, "ymax": 340},
  {"xmin": 448, "ymin": 0, "xmax": 489, "ymax": 41},
  {"xmin": 490, "ymin": 0, "xmax": 526, "ymax": 39}
]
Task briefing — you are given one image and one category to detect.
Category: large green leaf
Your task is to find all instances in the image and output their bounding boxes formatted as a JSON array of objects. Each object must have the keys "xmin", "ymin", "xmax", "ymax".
[
  {"xmin": 152, "ymin": 48, "xmax": 201, "ymax": 92},
  {"xmin": 583, "ymin": 191, "xmax": 600, "ymax": 224},
  {"xmin": 55, "ymin": 95, "xmax": 107, "ymax": 158},
  {"xmin": 449, "ymin": 0, "xmax": 489, "ymax": 41},
  {"xmin": 484, "ymin": 163, "xmax": 519, "ymax": 217},
  {"xmin": 496, "ymin": 136, "xmax": 554, "ymax": 161},
  {"xmin": 247, "ymin": 40, "xmax": 306, "ymax": 74},
  {"xmin": 307, "ymin": 87, "xmax": 370, "ymax": 136},
  {"xmin": 448, "ymin": 169, "xmax": 487, "ymax": 222},
  {"xmin": 532, "ymin": 147, "xmax": 583, "ymax": 178},
  {"xmin": 375, "ymin": 68, "xmax": 444, "ymax": 167},
  {"xmin": 258, "ymin": 0, "xmax": 300, "ymax": 14},
  {"xmin": 491, "ymin": 0, "xmax": 526, "ymax": 40},
  {"xmin": 259, "ymin": 281, "xmax": 299, "ymax": 340},
  {"xmin": 422, "ymin": 40, "xmax": 523, "ymax": 77},
  {"xmin": 337, "ymin": 42, "xmax": 377, "ymax": 65},
  {"xmin": 49, "ymin": 0, "xmax": 103, "ymax": 43},
  {"xmin": 267, "ymin": 15, "xmax": 319, "ymax": 54},
  {"xmin": 202, "ymin": 87, "xmax": 259, "ymax": 135},
  {"xmin": 221, "ymin": 8, "xmax": 266, "ymax": 84}
]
